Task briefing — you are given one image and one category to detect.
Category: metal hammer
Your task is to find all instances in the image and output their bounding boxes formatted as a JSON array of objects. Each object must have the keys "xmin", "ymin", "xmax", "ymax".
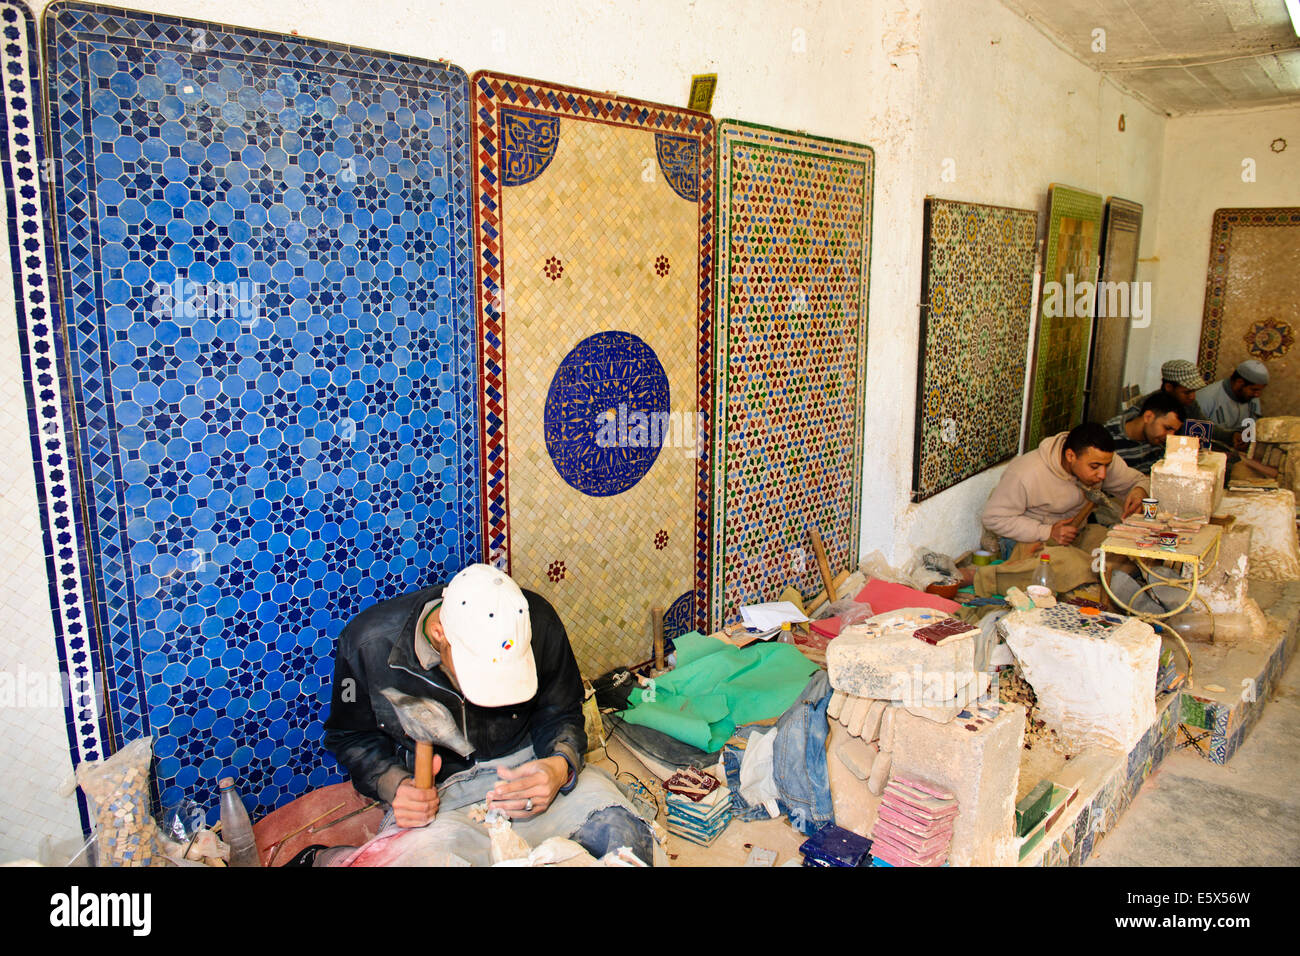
[{"xmin": 379, "ymin": 687, "xmax": 475, "ymax": 789}]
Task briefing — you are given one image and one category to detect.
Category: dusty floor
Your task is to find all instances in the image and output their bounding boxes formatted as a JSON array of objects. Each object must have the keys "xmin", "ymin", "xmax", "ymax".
[{"xmin": 1086, "ymin": 648, "xmax": 1300, "ymax": 867}]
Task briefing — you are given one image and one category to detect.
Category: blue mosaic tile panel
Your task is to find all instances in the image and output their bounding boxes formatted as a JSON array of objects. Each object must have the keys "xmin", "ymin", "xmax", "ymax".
[
  {"xmin": 0, "ymin": 0, "xmax": 107, "ymax": 834},
  {"xmin": 43, "ymin": 3, "xmax": 479, "ymax": 820}
]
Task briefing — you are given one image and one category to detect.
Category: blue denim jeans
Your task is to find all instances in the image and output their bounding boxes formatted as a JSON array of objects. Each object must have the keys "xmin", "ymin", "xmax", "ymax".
[
  {"xmin": 772, "ymin": 670, "xmax": 834, "ymax": 834},
  {"xmin": 723, "ymin": 671, "xmax": 834, "ymax": 836}
]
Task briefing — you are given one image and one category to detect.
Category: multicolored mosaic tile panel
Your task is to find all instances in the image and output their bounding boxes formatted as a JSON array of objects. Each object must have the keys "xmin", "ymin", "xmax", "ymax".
[
  {"xmin": 913, "ymin": 198, "xmax": 1036, "ymax": 501},
  {"xmin": 1026, "ymin": 185, "xmax": 1102, "ymax": 449},
  {"xmin": 470, "ymin": 72, "xmax": 714, "ymax": 676},
  {"xmin": 42, "ymin": 3, "xmax": 480, "ymax": 820},
  {"xmin": 1198, "ymin": 207, "xmax": 1300, "ymax": 418},
  {"xmin": 0, "ymin": 0, "xmax": 104, "ymax": 833},
  {"xmin": 712, "ymin": 121, "xmax": 872, "ymax": 625},
  {"xmin": 1085, "ymin": 198, "xmax": 1141, "ymax": 423}
]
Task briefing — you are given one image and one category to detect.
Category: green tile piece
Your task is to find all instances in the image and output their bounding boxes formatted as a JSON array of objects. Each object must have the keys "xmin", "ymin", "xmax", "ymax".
[
  {"xmin": 1181, "ymin": 695, "xmax": 1208, "ymax": 730},
  {"xmin": 1016, "ymin": 779, "xmax": 1054, "ymax": 837}
]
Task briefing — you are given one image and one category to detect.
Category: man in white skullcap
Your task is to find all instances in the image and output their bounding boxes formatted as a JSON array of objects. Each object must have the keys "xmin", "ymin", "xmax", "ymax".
[{"xmin": 1197, "ymin": 359, "xmax": 1268, "ymax": 449}]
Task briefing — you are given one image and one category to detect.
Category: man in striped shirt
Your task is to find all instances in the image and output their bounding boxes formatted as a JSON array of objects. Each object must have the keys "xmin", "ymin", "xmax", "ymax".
[{"xmin": 1103, "ymin": 390, "xmax": 1186, "ymax": 474}]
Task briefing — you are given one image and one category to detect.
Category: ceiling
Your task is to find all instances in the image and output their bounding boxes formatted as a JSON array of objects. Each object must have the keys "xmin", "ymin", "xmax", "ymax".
[{"xmin": 1000, "ymin": 0, "xmax": 1300, "ymax": 114}]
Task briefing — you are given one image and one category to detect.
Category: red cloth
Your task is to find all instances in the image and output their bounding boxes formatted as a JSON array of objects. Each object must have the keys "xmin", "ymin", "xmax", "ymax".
[{"xmin": 855, "ymin": 579, "xmax": 961, "ymax": 615}]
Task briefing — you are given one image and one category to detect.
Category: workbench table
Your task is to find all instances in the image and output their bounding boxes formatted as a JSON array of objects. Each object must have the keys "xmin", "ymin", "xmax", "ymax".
[{"xmin": 1098, "ymin": 523, "xmax": 1223, "ymax": 622}]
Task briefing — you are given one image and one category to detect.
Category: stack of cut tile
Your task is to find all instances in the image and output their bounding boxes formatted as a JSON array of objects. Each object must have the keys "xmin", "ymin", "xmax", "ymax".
[
  {"xmin": 798, "ymin": 823, "xmax": 874, "ymax": 867},
  {"xmin": 1106, "ymin": 514, "xmax": 1207, "ymax": 546},
  {"xmin": 1015, "ymin": 778, "xmax": 1077, "ymax": 861},
  {"xmin": 869, "ymin": 774, "xmax": 958, "ymax": 867},
  {"xmin": 663, "ymin": 767, "xmax": 732, "ymax": 847}
]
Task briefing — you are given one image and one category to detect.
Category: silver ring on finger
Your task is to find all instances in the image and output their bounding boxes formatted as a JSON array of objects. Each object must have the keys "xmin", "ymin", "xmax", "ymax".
[{"xmin": 524, "ymin": 798, "xmax": 534, "ymax": 812}]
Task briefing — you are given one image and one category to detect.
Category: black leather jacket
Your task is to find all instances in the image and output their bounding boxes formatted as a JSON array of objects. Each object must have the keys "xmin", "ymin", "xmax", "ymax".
[{"xmin": 323, "ymin": 584, "xmax": 587, "ymax": 804}]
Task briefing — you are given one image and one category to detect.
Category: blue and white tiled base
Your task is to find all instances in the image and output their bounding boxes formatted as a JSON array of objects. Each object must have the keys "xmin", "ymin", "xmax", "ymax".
[
  {"xmin": 1175, "ymin": 611, "xmax": 1298, "ymax": 765},
  {"xmin": 1023, "ymin": 585, "xmax": 1300, "ymax": 866},
  {"xmin": 1021, "ymin": 691, "xmax": 1181, "ymax": 867}
]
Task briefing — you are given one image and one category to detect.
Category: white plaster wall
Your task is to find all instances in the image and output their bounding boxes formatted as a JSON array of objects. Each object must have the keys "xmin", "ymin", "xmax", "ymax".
[
  {"xmin": 1140, "ymin": 104, "xmax": 1300, "ymax": 393},
  {"xmin": 872, "ymin": 0, "xmax": 1167, "ymax": 564},
  {"xmin": 0, "ymin": 183, "xmax": 83, "ymax": 861}
]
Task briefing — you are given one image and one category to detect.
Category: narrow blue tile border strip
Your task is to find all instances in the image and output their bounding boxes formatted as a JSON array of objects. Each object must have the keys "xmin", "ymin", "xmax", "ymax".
[
  {"xmin": 42, "ymin": 2, "xmax": 480, "ymax": 819},
  {"xmin": 0, "ymin": 0, "xmax": 104, "ymax": 834}
]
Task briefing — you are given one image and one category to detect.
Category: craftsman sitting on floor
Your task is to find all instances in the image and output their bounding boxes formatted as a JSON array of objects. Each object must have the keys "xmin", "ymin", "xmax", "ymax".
[
  {"xmin": 1141, "ymin": 358, "xmax": 1209, "ymax": 422},
  {"xmin": 1102, "ymin": 390, "xmax": 1185, "ymax": 474},
  {"xmin": 303, "ymin": 562, "xmax": 653, "ymax": 866},
  {"xmin": 1197, "ymin": 359, "xmax": 1268, "ymax": 450},
  {"xmin": 982, "ymin": 422, "xmax": 1150, "ymax": 561}
]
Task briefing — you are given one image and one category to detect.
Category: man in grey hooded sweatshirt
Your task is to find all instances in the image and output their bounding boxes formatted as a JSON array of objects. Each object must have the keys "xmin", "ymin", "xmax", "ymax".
[{"xmin": 982, "ymin": 422, "xmax": 1150, "ymax": 560}]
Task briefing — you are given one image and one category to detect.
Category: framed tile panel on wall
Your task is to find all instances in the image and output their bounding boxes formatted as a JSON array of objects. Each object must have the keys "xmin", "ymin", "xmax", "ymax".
[
  {"xmin": 42, "ymin": 1, "xmax": 481, "ymax": 819},
  {"xmin": 1198, "ymin": 207, "xmax": 1300, "ymax": 417},
  {"xmin": 1025, "ymin": 184, "xmax": 1102, "ymax": 449},
  {"xmin": 712, "ymin": 120, "xmax": 872, "ymax": 624},
  {"xmin": 470, "ymin": 72, "xmax": 714, "ymax": 676},
  {"xmin": 1085, "ymin": 197, "xmax": 1142, "ymax": 423},
  {"xmin": 912, "ymin": 198, "xmax": 1037, "ymax": 501}
]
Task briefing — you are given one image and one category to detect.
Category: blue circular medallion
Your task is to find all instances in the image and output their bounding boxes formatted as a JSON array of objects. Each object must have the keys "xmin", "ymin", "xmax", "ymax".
[{"xmin": 544, "ymin": 331, "xmax": 670, "ymax": 497}]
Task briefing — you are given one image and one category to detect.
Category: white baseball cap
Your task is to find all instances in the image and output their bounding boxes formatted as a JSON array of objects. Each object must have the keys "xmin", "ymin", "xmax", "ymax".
[{"xmin": 439, "ymin": 563, "xmax": 536, "ymax": 707}]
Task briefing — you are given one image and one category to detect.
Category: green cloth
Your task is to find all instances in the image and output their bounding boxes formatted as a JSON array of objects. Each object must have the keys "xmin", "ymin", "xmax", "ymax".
[{"xmin": 620, "ymin": 632, "xmax": 819, "ymax": 752}]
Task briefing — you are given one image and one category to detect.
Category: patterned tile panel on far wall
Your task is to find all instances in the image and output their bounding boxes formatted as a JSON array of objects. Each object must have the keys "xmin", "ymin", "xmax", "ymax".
[
  {"xmin": 1026, "ymin": 184, "xmax": 1103, "ymax": 449},
  {"xmin": 1198, "ymin": 207, "xmax": 1300, "ymax": 417},
  {"xmin": 712, "ymin": 121, "xmax": 872, "ymax": 625},
  {"xmin": 912, "ymin": 198, "xmax": 1037, "ymax": 501},
  {"xmin": 0, "ymin": 0, "xmax": 106, "ymax": 836},
  {"xmin": 470, "ymin": 72, "xmax": 714, "ymax": 676},
  {"xmin": 1085, "ymin": 197, "xmax": 1141, "ymax": 423},
  {"xmin": 43, "ymin": 3, "xmax": 481, "ymax": 820}
]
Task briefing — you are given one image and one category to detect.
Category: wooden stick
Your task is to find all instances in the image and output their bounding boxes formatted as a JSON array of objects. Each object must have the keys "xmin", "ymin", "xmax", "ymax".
[
  {"xmin": 810, "ymin": 529, "xmax": 836, "ymax": 602},
  {"xmin": 265, "ymin": 801, "xmax": 346, "ymax": 866},
  {"xmin": 309, "ymin": 801, "xmax": 382, "ymax": 834},
  {"xmin": 1069, "ymin": 500, "xmax": 1097, "ymax": 529},
  {"xmin": 806, "ymin": 570, "xmax": 851, "ymax": 615},
  {"xmin": 652, "ymin": 606, "xmax": 665, "ymax": 670}
]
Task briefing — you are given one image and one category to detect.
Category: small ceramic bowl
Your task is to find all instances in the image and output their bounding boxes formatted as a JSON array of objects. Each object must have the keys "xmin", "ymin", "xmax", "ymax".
[{"xmin": 925, "ymin": 582, "xmax": 960, "ymax": 600}]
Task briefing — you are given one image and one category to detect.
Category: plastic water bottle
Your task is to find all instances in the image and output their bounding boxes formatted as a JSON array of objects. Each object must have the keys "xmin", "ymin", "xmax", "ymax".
[
  {"xmin": 1031, "ymin": 553, "xmax": 1054, "ymax": 595},
  {"xmin": 218, "ymin": 777, "xmax": 262, "ymax": 867}
]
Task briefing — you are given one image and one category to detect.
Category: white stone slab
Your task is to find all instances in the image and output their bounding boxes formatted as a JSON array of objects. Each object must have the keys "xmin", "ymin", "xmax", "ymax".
[
  {"xmin": 827, "ymin": 608, "xmax": 976, "ymax": 701},
  {"xmin": 1001, "ymin": 608, "xmax": 1159, "ymax": 753}
]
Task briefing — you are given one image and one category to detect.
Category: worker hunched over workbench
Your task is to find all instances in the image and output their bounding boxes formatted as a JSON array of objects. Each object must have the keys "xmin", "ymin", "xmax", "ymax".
[{"xmin": 299, "ymin": 563, "xmax": 654, "ymax": 866}]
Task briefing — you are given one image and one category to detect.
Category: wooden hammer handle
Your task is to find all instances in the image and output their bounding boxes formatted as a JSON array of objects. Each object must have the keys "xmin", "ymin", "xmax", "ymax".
[
  {"xmin": 1069, "ymin": 500, "xmax": 1096, "ymax": 529},
  {"xmin": 414, "ymin": 741, "xmax": 435, "ymax": 789},
  {"xmin": 652, "ymin": 606, "xmax": 665, "ymax": 670}
]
